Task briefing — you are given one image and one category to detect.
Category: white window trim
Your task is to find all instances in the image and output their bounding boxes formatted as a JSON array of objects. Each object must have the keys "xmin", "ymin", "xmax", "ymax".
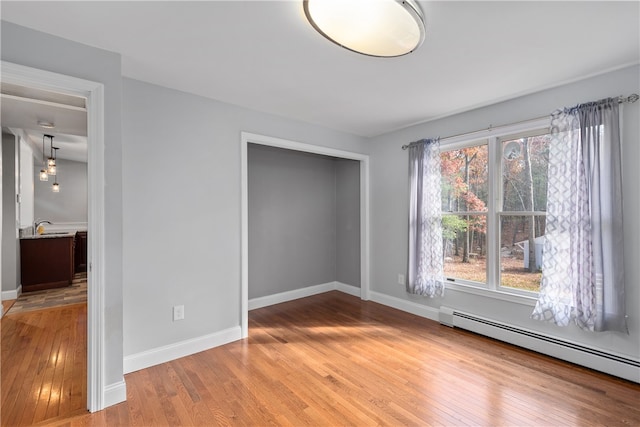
[{"xmin": 439, "ymin": 117, "xmax": 549, "ymax": 305}]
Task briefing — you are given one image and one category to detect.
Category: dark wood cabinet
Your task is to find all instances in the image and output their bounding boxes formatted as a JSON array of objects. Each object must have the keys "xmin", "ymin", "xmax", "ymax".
[
  {"xmin": 75, "ymin": 231, "xmax": 87, "ymax": 273},
  {"xmin": 20, "ymin": 235, "xmax": 75, "ymax": 292}
]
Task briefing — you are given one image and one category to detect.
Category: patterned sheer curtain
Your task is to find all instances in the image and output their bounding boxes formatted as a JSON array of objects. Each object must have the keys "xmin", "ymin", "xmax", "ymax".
[
  {"xmin": 531, "ymin": 98, "xmax": 627, "ymax": 333},
  {"xmin": 407, "ymin": 138, "xmax": 444, "ymax": 297}
]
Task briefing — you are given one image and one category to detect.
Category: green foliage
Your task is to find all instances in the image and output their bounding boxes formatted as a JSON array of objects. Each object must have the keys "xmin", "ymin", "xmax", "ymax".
[{"xmin": 442, "ymin": 215, "xmax": 467, "ymax": 241}]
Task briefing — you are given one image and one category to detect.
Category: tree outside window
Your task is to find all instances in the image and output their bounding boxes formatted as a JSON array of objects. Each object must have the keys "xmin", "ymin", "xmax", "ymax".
[{"xmin": 439, "ymin": 130, "xmax": 550, "ymax": 293}]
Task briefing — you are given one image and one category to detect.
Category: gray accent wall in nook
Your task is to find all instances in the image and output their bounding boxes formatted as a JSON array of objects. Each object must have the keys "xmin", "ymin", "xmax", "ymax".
[{"xmin": 248, "ymin": 144, "xmax": 361, "ymax": 300}]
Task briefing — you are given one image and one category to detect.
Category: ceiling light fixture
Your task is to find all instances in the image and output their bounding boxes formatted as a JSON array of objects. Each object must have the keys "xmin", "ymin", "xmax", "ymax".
[
  {"xmin": 37, "ymin": 120, "xmax": 55, "ymax": 129},
  {"xmin": 40, "ymin": 135, "xmax": 62, "ymax": 192},
  {"xmin": 303, "ymin": 0, "xmax": 425, "ymax": 57},
  {"xmin": 47, "ymin": 136, "xmax": 57, "ymax": 176},
  {"xmin": 39, "ymin": 134, "xmax": 49, "ymax": 181},
  {"xmin": 51, "ymin": 147, "xmax": 60, "ymax": 193}
]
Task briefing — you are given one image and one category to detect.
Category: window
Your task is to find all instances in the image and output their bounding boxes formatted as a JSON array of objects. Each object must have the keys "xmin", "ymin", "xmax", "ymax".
[
  {"xmin": 441, "ymin": 141, "xmax": 489, "ymax": 284},
  {"xmin": 439, "ymin": 122, "xmax": 550, "ymax": 297},
  {"xmin": 499, "ymin": 133, "xmax": 550, "ymax": 292}
]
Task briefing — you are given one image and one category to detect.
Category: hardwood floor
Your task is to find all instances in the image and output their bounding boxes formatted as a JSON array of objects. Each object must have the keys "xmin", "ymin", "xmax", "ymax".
[
  {"xmin": 1, "ymin": 303, "xmax": 87, "ymax": 426},
  {"xmin": 1, "ymin": 300, "xmax": 15, "ymax": 318},
  {"xmin": 5, "ymin": 291, "xmax": 640, "ymax": 426}
]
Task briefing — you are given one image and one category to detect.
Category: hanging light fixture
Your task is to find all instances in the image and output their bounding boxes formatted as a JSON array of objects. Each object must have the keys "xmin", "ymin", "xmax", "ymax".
[
  {"xmin": 45, "ymin": 135, "xmax": 57, "ymax": 175},
  {"xmin": 303, "ymin": 0, "xmax": 426, "ymax": 57},
  {"xmin": 39, "ymin": 135, "xmax": 61, "ymax": 192},
  {"xmin": 39, "ymin": 135, "xmax": 49, "ymax": 181},
  {"xmin": 51, "ymin": 147, "xmax": 60, "ymax": 193}
]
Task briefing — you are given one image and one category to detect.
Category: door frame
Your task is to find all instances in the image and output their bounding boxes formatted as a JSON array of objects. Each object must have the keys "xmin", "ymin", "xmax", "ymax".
[
  {"xmin": 240, "ymin": 132, "xmax": 370, "ymax": 337},
  {"xmin": 1, "ymin": 61, "xmax": 107, "ymax": 412}
]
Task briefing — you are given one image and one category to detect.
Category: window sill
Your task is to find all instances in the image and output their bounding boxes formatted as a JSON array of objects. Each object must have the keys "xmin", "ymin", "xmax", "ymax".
[{"xmin": 444, "ymin": 281, "xmax": 537, "ymax": 306}]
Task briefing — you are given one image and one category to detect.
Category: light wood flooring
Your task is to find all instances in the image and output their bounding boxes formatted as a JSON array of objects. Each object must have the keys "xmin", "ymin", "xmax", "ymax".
[
  {"xmin": 1, "ymin": 303, "xmax": 87, "ymax": 426},
  {"xmin": 4, "ymin": 290, "xmax": 640, "ymax": 426}
]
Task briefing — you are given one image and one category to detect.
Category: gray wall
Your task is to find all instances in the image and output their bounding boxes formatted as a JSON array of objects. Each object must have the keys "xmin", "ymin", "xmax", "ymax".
[
  {"xmin": 368, "ymin": 65, "xmax": 640, "ymax": 361},
  {"xmin": 8, "ymin": 13, "xmax": 633, "ymax": 392},
  {"xmin": 335, "ymin": 158, "xmax": 360, "ymax": 287},
  {"xmin": 248, "ymin": 146, "xmax": 361, "ymax": 299},
  {"xmin": 34, "ymin": 158, "xmax": 87, "ymax": 223},
  {"xmin": 2, "ymin": 133, "xmax": 19, "ymax": 294},
  {"xmin": 122, "ymin": 78, "xmax": 367, "ymax": 357},
  {"xmin": 2, "ymin": 21, "xmax": 124, "ymax": 387},
  {"xmin": 248, "ymin": 145, "xmax": 337, "ymax": 299}
]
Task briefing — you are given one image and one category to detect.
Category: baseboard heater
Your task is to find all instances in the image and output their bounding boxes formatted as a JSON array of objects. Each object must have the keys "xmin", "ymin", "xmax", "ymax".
[{"xmin": 439, "ymin": 306, "xmax": 640, "ymax": 383}]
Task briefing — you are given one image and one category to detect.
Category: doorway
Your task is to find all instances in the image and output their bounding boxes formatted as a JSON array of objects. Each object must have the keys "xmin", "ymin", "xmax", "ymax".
[
  {"xmin": 240, "ymin": 132, "xmax": 370, "ymax": 338},
  {"xmin": 1, "ymin": 61, "xmax": 107, "ymax": 413}
]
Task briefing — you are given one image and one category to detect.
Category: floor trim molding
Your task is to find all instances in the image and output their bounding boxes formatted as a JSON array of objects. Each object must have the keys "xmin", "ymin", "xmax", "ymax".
[
  {"xmin": 249, "ymin": 282, "xmax": 362, "ymax": 311},
  {"xmin": 1, "ymin": 285, "xmax": 22, "ymax": 301},
  {"xmin": 103, "ymin": 380, "xmax": 127, "ymax": 408},
  {"xmin": 369, "ymin": 291, "xmax": 440, "ymax": 321},
  {"xmin": 123, "ymin": 326, "xmax": 242, "ymax": 374}
]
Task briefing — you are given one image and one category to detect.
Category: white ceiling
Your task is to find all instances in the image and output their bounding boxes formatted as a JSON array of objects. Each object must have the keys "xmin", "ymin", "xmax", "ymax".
[
  {"xmin": 1, "ymin": 83, "xmax": 88, "ymax": 162},
  {"xmin": 1, "ymin": 1, "xmax": 638, "ymax": 137}
]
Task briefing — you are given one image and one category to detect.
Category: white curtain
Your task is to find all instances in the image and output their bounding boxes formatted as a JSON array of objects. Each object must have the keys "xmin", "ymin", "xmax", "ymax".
[
  {"xmin": 407, "ymin": 139, "xmax": 444, "ymax": 297},
  {"xmin": 531, "ymin": 98, "xmax": 627, "ymax": 333}
]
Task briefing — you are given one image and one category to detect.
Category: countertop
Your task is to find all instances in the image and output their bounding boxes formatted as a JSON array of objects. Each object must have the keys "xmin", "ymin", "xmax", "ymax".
[{"xmin": 20, "ymin": 231, "xmax": 76, "ymax": 240}]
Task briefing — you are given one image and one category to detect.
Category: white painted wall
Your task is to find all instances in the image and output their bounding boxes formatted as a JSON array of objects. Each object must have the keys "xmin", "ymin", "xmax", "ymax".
[
  {"xmin": 1, "ymin": 133, "xmax": 19, "ymax": 295},
  {"xmin": 0, "ymin": 132, "xmax": 2, "ymax": 315},
  {"xmin": 121, "ymin": 78, "xmax": 367, "ymax": 361},
  {"xmin": 19, "ymin": 137, "xmax": 34, "ymax": 229},
  {"xmin": 368, "ymin": 65, "xmax": 640, "ymax": 366},
  {"xmin": 2, "ymin": 21, "xmax": 124, "ymax": 389}
]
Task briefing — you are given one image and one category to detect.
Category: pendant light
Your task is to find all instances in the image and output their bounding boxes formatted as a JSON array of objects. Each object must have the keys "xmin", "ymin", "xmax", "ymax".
[
  {"xmin": 39, "ymin": 135, "xmax": 48, "ymax": 181},
  {"xmin": 39, "ymin": 135, "xmax": 61, "ymax": 192},
  {"xmin": 46, "ymin": 135, "xmax": 57, "ymax": 175},
  {"xmin": 303, "ymin": 0, "xmax": 426, "ymax": 57},
  {"xmin": 51, "ymin": 147, "xmax": 60, "ymax": 193}
]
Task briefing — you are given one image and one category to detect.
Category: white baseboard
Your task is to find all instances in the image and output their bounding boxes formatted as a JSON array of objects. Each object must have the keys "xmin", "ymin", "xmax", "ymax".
[
  {"xmin": 123, "ymin": 326, "xmax": 242, "ymax": 374},
  {"xmin": 369, "ymin": 291, "xmax": 440, "ymax": 322},
  {"xmin": 249, "ymin": 282, "xmax": 336, "ymax": 310},
  {"xmin": 335, "ymin": 282, "xmax": 361, "ymax": 298},
  {"xmin": 2, "ymin": 285, "xmax": 22, "ymax": 301},
  {"xmin": 102, "ymin": 379, "xmax": 127, "ymax": 409},
  {"xmin": 249, "ymin": 281, "xmax": 363, "ymax": 310}
]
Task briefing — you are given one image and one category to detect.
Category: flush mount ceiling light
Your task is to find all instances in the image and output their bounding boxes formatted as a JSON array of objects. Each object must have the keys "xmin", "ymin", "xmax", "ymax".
[
  {"xmin": 37, "ymin": 120, "xmax": 55, "ymax": 129},
  {"xmin": 303, "ymin": 0, "xmax": 425, "ymax": 57}
]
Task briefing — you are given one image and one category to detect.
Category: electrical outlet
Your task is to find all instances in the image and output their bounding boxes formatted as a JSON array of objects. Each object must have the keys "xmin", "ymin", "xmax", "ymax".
[
  {"xmin": 398, "ymin": 274, "xmax": 405, "ymax": 285},
  {"xmin": 173, "ymin": 305, "xmax": 185, "ymax": 321}
]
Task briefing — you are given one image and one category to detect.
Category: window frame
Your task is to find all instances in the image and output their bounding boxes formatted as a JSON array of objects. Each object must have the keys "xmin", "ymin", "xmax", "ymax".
[{"xmin": 438, "ymin": 117, "xmax": 550, "ymax": 305}]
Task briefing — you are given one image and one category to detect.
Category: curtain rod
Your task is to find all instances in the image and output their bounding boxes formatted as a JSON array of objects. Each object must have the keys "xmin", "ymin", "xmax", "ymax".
[{"xmin": 401, "ymin": 93, "xmax": 639, "ymax": 150}]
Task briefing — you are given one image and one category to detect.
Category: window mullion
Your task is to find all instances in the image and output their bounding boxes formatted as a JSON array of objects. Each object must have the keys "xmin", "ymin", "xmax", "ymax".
[{"xmin": 487, "ymin": 136, "xmax": 500, "ymax": 291}]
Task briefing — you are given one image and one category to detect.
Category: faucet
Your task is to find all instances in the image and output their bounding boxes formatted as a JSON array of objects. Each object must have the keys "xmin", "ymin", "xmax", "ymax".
[{"xmin": 34, "ymin": 220, "xmax": 52, "ymax": 234}]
